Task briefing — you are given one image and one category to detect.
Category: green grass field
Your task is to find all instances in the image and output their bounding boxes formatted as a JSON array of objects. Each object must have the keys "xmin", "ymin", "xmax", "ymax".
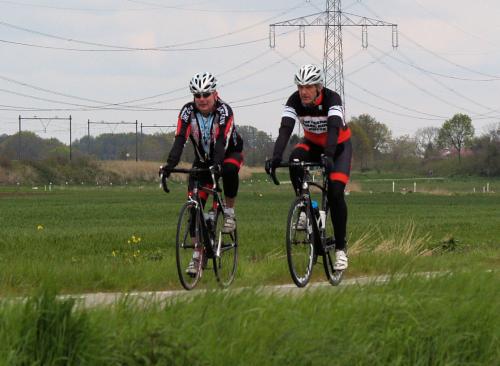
[
  {"xmin": 0, "ymin": 176, "xmax": 499, "ymax": 364},
  {"xmin": 0, "ymin": 177, "xmax": 498, "ymax": 294}
]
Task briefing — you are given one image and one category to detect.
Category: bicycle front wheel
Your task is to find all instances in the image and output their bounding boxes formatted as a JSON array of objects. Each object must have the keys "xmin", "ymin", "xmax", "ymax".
[
  {"xmin": 176, "ymin": 202, "xmax": 204, "ymax": 290},
  {"xmin": 213, "ymin": 210, "xmax": 238, "ymax": 288},
  {"xmin": 286, "ymin": 196, "xmax": 314, "ymax": 287}
]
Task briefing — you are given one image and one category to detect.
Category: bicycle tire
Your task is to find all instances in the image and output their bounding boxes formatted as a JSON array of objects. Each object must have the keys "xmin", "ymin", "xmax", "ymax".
[
  {"xmin": 286, "ymin": 196, "xmax": 315, "ymax": 287},
  {"xmin": 213, "ymin": 210, "xmax": 238, "ymax": 288},
  {"xmin": 322, "ymin": 207, "xmax": 344, "ymax": 286},
  {"xmin": 175, "ymin": 202, "xmax": 204, "ymax": 290}
]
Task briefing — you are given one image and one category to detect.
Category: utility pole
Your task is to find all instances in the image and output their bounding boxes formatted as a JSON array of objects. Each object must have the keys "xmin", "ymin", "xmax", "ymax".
[
  {"xmin": 18, "ymin": 115, "xmax": 72, "ymax": 160},
  {"xmin": 270, "ymin": 0, "xmax": 398, "ymax": 116},
  {"xmin": 87, "ymin": 120, "xmax": 139, "ymax": 161},
  {"xmin": 140, "ymin": 123, "xmax": 176, "ymax": 161}
]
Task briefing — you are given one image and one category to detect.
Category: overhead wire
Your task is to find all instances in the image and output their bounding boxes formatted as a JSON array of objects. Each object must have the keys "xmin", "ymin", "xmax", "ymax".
[
  {"xmin": 125, "ymin": 0, "xmax": 301, "ymax": 13},
  {"xmin": 0, "ymin": 1, "xmax": 305, "ymax": 52},
  {"xmin": 343, "ymin": 26, "xmax": 500, "ymax": 119},
  {"xmin": 411, "ymin": 0, "xmax": 500, "ymax": 49},
  {"xmin": 358, "ymin": 1, "xmax": 500, "ymax": 80}
]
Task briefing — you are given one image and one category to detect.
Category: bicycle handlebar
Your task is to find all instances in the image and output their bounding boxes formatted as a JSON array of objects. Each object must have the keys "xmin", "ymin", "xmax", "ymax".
[
  {"xmin": 160, "ymin": 167, "xmax": 215, "ymax": 194},
  {"xmin": 267, "ymin": 161, "xmax": 324, "ymax": 186}
]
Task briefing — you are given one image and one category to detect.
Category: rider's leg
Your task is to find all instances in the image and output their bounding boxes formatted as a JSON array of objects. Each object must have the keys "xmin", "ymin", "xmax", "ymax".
[
  {"xmin": 326, "ymin": 140, "xmax": 352, "ymax": 270},
  {"xmin": 288, "ymin": 141, "xmax": 312, "ymax": 196},
  {"xmin": 186, "ymin": 170, "xmax": 210, "ymax": 275},
  {"xmin": 221, "ymin": 152, "xmax": 242, "ymax": 233},
  {"xmin": 327, "ymin": 180, "xmax": 348, "ymax": 251}
]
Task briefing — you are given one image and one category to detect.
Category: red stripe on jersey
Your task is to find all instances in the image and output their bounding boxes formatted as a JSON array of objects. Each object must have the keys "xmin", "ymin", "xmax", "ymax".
[
  {"xmin": 304, "ymin": 126, "xmax": 351, "ymax": 147},
  {"xmin": 224, "ymin": 116, "xmax": 234, "ymax": 138},
  {"xmin": 304, "ymin": 131, "xmax": 327, "ymax": 146},
  {"xmin": 329, "ymin": 172, "xmax": 349, "ymax": 184},
  {"xmin": 223, "ymin": 158, "xmax": 241, "ymax": 168},
  {"xmin": 295, "ymin": 143, "xmax": 310, "ymax": 151},
  {"xmin": 338, "ymin": 127, "xmax": 351, "ymax": 144}
]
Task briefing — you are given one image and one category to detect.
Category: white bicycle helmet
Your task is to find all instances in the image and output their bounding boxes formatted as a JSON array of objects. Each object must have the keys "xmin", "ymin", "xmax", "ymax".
[
  {"xmin": 294, "ymin": 64, "xmax": 324, "ymax": 86},
  {"xmin": 189, "ymin": 72, "xmax": 217, "ymax": 94}
]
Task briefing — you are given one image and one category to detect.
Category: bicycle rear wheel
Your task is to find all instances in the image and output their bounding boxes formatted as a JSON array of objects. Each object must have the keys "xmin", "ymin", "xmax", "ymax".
[
  {"xmin": 286, "ymin": 196, "xmax": 314, "ymax": 287},
  {"xmin": 322, "ymin": 207, "xmax": 344, "ymax": 286},
  {"xmin": 176, "ymin": 202, "xmax": 204, "ymax": 290},
  {"xmin": 213, "ymin": 210, "xmax": 238, "ymax": 288}
]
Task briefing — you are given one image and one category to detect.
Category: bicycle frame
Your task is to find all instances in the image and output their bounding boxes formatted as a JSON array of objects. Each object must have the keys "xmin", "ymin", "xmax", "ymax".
[
  {"xmin": 267, "ymin": 158, "xmax": 343, "ymax": 287},
  {"xmin": 161, "ymin": 167, "xmax": 224, "ymax": 257},
  {"xmin": 273, "ymin": 161, "xmax": 335, "ymax": 256},
  {"xmin": 161, "ymin": 166, "xmax": 239, "ymax": 290}
]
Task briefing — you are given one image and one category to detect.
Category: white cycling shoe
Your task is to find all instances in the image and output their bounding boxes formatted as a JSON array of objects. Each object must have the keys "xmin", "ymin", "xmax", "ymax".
[
  {"xmin": 333, "ymin": 250, "xmax": 348, "ymax": 271},
  {"xmin": 186, "ymin": 250, "xmax": 201, "ymax": 276},
  {"xmin": 222, "ymin": 214, "xmax": 236, "ymax": 233}
]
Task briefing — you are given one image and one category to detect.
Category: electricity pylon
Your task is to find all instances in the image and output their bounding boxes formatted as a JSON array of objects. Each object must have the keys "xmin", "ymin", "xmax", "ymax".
[{"xmin": 270, "ymin": 0, "xmax": 398, "ymax": 115}]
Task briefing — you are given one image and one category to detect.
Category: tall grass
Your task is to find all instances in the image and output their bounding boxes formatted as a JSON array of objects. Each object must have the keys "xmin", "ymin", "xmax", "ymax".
[{"xmin": 0, "ymin": 271, "xmax": 498, "ymax": 365}]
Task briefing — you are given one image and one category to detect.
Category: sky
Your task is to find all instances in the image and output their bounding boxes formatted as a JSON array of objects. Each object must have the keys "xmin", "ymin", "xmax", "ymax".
[{"xmin": 1, "ymin": 0, "xmax": 499, "ymax": 146}]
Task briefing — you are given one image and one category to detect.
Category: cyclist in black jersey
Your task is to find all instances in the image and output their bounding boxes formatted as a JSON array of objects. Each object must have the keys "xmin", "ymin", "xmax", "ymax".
[
  {"xmin": 266, "ymin": 64, "xmax": 352, "ymax": 270},
  {"xmin": 160, "ymin": 72, "xmax": 243, "ymax": 274}
]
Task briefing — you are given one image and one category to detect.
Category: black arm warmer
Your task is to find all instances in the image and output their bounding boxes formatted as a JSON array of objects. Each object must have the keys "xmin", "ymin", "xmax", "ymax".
[
  {"xmin": 324, "ymin": 116, "xmax": 342, "ymax": 158},
  {"xmin": 166, "ymin": 134, "xmax": 187, "ymax": 167},
  {"xmin": 272, "ymin": 117, "xmax": 295, "ymax": 161},
  {"xmin": 213, "ymin": 132, "xmax": 226, "ymax": 166}
]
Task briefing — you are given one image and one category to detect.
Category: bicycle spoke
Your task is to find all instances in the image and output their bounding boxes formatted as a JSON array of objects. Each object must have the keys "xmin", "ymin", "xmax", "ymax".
[
  {"xmin": 213, "ymin": 211, "xmax": 238, "ymax": 288},
  {"xmin": 286, "ymin": 197, "xmax": 314, "ymax": 287},
  {"xmin": 176, "ymin": 203, "xmax": 203, "ymax": 290}
]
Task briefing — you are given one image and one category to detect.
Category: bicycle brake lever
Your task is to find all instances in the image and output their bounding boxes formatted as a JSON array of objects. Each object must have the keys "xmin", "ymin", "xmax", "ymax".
[{"xmin": 160, "ymin": 173, "xmax": 170, "ymax": 193}]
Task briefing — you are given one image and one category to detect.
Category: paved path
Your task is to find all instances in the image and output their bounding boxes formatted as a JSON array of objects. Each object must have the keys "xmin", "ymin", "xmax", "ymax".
[{"xmin": 62, "ymin": 272, "xmax": 444, "ymax": 308}]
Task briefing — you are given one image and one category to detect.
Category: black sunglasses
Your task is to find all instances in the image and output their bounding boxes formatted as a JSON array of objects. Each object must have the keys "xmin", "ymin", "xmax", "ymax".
[{"xmin": 193, "ymin": 92, "xmax": 212, "ymax": 99}]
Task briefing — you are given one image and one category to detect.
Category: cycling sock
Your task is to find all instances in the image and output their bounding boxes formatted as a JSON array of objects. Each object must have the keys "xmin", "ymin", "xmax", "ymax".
[{"xmin": 224, "ymin": 207, "xmax": 235, "ymax": 216}]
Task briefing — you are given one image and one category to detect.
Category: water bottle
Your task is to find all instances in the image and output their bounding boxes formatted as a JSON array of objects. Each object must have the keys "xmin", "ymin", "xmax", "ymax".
[{"xmin": 311, "ymin": 200, "xmax": 320, "ymax": 222}]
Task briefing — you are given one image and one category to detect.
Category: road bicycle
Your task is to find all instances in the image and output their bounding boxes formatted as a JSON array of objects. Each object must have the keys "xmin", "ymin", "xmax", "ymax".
[
  {"xmin": 267, "ymin": 160, "xmax": 344, "ymax": 287},
  {"xmin": 161, "ymin": 167, "xmax": 238, "ymax": 290}
]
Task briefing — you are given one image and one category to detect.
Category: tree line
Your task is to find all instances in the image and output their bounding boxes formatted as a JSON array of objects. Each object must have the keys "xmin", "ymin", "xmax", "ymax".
[{"xmin": 1, "ymin": 114, "xmax": 499, "ymax": 176}]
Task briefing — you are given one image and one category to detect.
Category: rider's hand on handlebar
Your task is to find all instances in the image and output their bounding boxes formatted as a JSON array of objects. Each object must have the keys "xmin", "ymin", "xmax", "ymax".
[
  {"xmin": 159, "ymin": 164, "xmax": 173, "ymax": 178},
  {"xmin": 209, "ymin": 163, "xmax": 222, "ymax": 179},
  {"xmin": 265, "ymin": 158, "xmax": 280, "ymax": 175},
  {"xmin": 321, "ymin": 155, "xmax": 334, "ymax": 172},
  {"xmin": 265, "ymin": 158, "xmax": 281, "ymax": 185}
]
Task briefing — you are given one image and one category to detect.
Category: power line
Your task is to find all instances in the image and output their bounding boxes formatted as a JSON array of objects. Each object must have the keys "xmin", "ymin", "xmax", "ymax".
[
  {"xmin": 411, "ymin": 0, "xmax": 500, "ymax": 49},
  {"xmin": 125, "ymin": 0, "xmax": 300, "ymax": 13},
  {"xmin": 343, "ymin": 27, "xmax": 500, "ymax": 118},
  {"xmin": 300, "ymin": 38, "xmax": 500, "ymax": 121},
  {"xmin": 357, "ymin": 1, "xmax": 500, "ymax": 80},
  {"xmin": 0, "ymin": 2, "xmax": 305, "ymax": 52}
]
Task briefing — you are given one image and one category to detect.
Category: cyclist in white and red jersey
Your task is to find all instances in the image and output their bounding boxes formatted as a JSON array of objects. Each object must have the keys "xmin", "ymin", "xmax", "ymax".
[
  {"xmin": 266, "ymin": 64, "xmax": 352, "ymax": 270},
  {"xmin": 161, "ymin": 72, "xmax": 243, "ymax": 235}
]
